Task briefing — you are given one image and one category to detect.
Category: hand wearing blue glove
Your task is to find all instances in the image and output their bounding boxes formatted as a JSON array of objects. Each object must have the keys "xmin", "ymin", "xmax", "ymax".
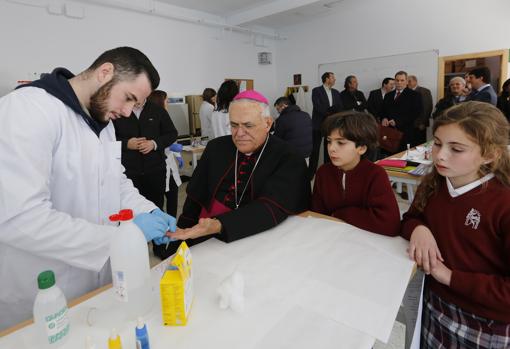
[
  {"xmin": 151, "ymin": 208, "xmax": 176, "ymax": 232},
  {"xmin": 133, "ymin": 212, "xmax": 168, "ymax": 242},
  {"xmin": 169, "ymin": 143, "xmax": 183, "ymax": 152},
  {"xmin": 176, "ymin": 156, "xmax": 184, "ymax": 168}
]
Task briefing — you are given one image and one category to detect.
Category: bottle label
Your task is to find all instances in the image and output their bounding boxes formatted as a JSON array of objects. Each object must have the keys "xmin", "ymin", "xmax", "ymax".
[
  {"xmin": 113, "ymin": 270, "xmax": 128, "ymax": 302},
  {"xmin": 44, "ymin": 305, "xmax": 70, "ymax": 344}
]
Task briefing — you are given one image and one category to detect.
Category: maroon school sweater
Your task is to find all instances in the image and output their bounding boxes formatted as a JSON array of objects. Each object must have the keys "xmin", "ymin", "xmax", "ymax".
[
  {"xmin": 311, "ymin": 159, "xmax": 400, "ymax": 236},
  {"xmin": 402, "ymin": 178, "xmax": 510, "ymax": 323}
]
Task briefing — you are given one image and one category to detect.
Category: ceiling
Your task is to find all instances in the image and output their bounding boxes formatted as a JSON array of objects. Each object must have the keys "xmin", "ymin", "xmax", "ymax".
[{"xmin": 156, "ymin": 0, "xmax": 345, "ymax": 29}]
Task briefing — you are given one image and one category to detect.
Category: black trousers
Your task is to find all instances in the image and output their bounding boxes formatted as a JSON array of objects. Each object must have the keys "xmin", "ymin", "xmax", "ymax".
[
  {"xmin": 308, "ymin": 129, "xmax": 330, "ymax": 179},
  {"xmin": 128, "ymin": 169, "xmax": 166, "ymax": 210},
  {"xmin": 165, "ymin": 175, "xmax": 178, "ymax": 217}
]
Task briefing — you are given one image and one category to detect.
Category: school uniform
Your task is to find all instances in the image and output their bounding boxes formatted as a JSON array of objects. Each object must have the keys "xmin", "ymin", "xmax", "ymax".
[
  {"xmin": 402, "ymin": 174, "xmax": 510, "ymax": 348},
  {"xmin": 311, "ymin": 159, "xmax": 400, "ymax": 236}
]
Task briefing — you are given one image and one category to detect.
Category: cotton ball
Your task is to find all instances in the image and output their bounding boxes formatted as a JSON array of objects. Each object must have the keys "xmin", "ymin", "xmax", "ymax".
[{"xmin": 217, "ymin": 271, "xmax": 245, "ymax": 313}]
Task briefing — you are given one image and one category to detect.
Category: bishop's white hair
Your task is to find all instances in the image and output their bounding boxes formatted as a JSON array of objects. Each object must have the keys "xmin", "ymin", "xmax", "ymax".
[{"xmin": 229, "ymin": 98, "xmax": 271, "ymax": 119}]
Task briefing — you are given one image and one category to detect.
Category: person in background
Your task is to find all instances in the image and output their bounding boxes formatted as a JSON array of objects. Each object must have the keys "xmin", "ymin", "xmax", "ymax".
[
  {"xmin": 432, "ymin": 76, "xmax": 467, "ymax": 119},
  {"xmin": 401, "ymin": 102, "xmax": 510, "ymax": 347},
  {"xmin": 309, "ymin": 72, "xmax": 343, "ymax": 179},
  {"xmin": 0, "ymin": 47, "xmax": 176, "ymax": 330},
  {"xmin": 113, "ymin": 89, "xmax": 178, "ymax": 211},
  {"xmin": 199, "ymin": 87, "xmax": 216, "ymax": 139},
  {"xmin": 497, "ymin": 78, "xmax": 510, "ymax": 121},
  {"xmin": 145, "ymin": 90, "xmax": 181, "ymax": 218},
  {"xmin": 339, "ymin": 75, "xmax": 367, "ymax": 112},
  {"xmin": 408, "ymin": 74, "xmax": 433, "ymax": 144},
  {"xmin": 466, "ymin": 67, "xmax": 497, "ymax": 106},
  {"xmin": 273, "ymin": 96, "xmax": 312, "ymax": 161},
  {"xmin": 158, "ymin": 90, "xmax": 310, "ymax": 258},
  {"xmin": 367, "ymin": 77, "xmax": 394, "ymax": 121},
  {"xmin": 311, "ymin": 111, "xmax": 400, "ymax": 236},
  {"xmin": 211, "ymin": 80, "xmax": 239, "ymax": 139},
  {"xmin": 381, "ymin": 70, "xmax": 423, "ymax": 150}
]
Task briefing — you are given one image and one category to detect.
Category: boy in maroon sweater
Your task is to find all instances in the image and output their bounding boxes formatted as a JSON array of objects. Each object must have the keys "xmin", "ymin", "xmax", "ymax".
[
  {"xmin": 402, "ymin": 102, "xmax": 510, "ymax": 348},
  {"xmin": 311, "ymin": 111, "xmax": 400, "ymax": 236}
]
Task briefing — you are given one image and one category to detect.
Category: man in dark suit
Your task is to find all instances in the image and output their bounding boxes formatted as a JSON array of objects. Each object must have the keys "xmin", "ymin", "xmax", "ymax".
[
  {"xmin": 466, "ymin": 66, "xmax": 497, "ymax": 106},
  {"xmin": 367, "ymin": 77, "xmax": 394, "ymax": 120},
  {"xmin": 381, "ymin": 71, "xmax": 423, "ymax": 152},
  {"xmin": 309, "ymin": 72, "xmax": 342, "ymax": 179},
  {"xmin": 408, "ymin": 75, "xmax": 433, "ymax": 144},
  {"xmin": 339, "ymin": 75, "xmax": 367, "ymax": 111}
]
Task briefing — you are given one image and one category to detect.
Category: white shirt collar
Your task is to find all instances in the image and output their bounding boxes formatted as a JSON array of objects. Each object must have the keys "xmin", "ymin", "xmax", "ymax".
[
  {"xmin": 323, "ymin": 84, "xmax": 331, "ymax": 91},
  {"xmin": 446, "ymin": 173, "xmax": 494, "ymax": 198},
  {"xmin": 477, "ymin": 83, "xmax": 490, "ymax": 92}
]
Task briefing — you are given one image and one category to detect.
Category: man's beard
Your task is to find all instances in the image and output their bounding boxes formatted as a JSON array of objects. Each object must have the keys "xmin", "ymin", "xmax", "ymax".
[{"xmin": 89, "ymin": 80, "xmax": 115, "ymax": 124}]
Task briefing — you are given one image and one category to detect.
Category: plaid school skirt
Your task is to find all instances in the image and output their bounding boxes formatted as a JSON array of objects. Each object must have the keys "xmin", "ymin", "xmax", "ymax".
[{"xmin": 422, "ymin": 290, "xmax": 510, "ymax": 348}]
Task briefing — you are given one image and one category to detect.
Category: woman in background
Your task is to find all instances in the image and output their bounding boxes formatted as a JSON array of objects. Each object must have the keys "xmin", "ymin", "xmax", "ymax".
[
  {"xmin": 211, "ymin": 80, "xmax": 239, "ymax": 138},
  {"xmin": 432, "ymin": 76, "xmax": 467, "ymax": 119},
  {"xmin": 497, "ymin": 78, "xmax": 510, "ymax": 122},
  {"xmin": 199, "ymin": 88, "xmax": 216, "ymax": 139}
]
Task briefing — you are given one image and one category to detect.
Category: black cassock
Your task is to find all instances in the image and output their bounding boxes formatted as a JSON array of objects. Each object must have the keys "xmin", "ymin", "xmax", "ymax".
[{"xmin": 154, "ymin": 135, "xmax": 310, "ymax": 259}]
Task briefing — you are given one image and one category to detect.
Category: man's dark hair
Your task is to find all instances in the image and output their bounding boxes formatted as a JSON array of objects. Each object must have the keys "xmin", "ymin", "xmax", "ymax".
[
  {"xmin": 469, "ymin": 67, "xmax": 491, "ymax": 83},
  {"xmin": 87, "ymin": 47, "xmax": 160, "ymax": 90},
  {"xmin": 215, "ymin": 80, "xmax": 239, "ymax": 112},
  {"xmin": 321, "ymin": 72, "xmax": 333, "ymax": 83},
  {"xmin": 344, "ymin": 75, "xmax": 356, "ymax": 89},
  {"xmin": 274, "ymin": 96, "xmax": 291, "ymax": 107},
  {"xmin": 321, "ymin": 111, "xmax": 378, "ymax": 159},
  {"xmin": 202, "ymin": 88, "xmax": 216, "ymax": 104},
  {"xmin": 382, "ymin": 77, "xmax": 394, "ymax": 87},
  {"xmin": 395, "ymin": 70, "xmax": 408, "ymax": 79}
]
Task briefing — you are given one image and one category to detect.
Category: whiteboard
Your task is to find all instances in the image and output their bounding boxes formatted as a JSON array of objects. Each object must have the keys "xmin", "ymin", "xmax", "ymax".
[{"xmin": 319, "ymin": 50, "xmax": 439, "ymax": 104}]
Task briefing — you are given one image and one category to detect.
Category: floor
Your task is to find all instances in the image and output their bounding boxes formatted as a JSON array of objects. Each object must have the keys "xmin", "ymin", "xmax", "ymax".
[{"xmin": 149, "ymin": 180, "xmax": 411, "ymax": 349}]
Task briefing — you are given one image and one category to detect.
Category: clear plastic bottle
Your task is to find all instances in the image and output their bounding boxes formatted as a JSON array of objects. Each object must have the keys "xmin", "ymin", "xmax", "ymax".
[
  {"xmin": 109, "ymin": 209, "xmax": 153, "ymax": 320},
  {"xmin": 33, "ymin": 270, "xmax": 70, "ymax": 348}
]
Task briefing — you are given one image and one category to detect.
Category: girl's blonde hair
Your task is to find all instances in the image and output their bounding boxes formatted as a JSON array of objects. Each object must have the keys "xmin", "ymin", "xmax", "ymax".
[{"xmin": 414, "ymin": 101, "xmax": 510, "ymax": 211}]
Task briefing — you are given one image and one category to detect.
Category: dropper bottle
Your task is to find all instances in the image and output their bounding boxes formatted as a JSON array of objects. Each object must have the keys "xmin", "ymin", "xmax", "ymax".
[{"xmin": 108, "ymin": 328, "xmax": 122, "ymax": 349}]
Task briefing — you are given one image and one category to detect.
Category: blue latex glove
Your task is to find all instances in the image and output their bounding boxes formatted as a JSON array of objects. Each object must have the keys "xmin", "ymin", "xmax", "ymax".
[
  {"xmin": 176, "ymin": 156, "xmax": 184, "ymax": 168},
  {"xmin": 151, "ymin": 208, "xmax": 176, "ymax": 232},
  {"xmin": 133, "ymin": 212, "xmax": 167, "ymax": 242},
  {"xmin": 169, "ymin": 143, "xmax": 183, "ymax": 152}
]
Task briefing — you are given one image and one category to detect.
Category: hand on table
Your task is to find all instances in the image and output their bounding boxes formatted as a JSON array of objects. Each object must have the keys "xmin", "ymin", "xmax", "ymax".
[
  {"xmin": 167, "ymin": 218, "xmax": 222, "ymax": 240},
  {"xmin": 408, "ymin": 225, "xmax": 444, "ymax": 274}
]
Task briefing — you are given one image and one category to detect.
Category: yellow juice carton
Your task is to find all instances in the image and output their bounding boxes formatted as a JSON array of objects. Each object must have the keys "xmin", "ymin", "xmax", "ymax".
[{"xmin": 160, "ymin": 241, "xmax": 193, "ymax": 326}]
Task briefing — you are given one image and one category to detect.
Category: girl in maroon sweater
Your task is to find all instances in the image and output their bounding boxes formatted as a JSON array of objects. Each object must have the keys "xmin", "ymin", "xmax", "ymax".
[
  {"xmin": 402, "ymin": 102, "xmax": 510, "ymax": 348},
  {"xmin": 311, "ymin": 111, "xmax": 400, "ymax": 236}
]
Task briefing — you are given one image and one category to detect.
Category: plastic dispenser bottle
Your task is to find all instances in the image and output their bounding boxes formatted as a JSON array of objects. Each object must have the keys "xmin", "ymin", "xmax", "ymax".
[
  {"xmin": 135, "ymin": 317, "xmax": 151, "ymax": 349},
  {"xmin": 33, "ymin": 270, "xmax": 70, "ymax": 348},
  {"xmin": 109, "ymin": 209, "xmax": 153, "ymax": 320},
  {"xmin": 108, "ymin": 328, "xmax": 122, "ymax": 349}
]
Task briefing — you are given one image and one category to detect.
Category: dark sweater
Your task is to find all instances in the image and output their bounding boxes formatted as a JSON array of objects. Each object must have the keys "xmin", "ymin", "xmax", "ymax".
[
  {"xmin": 402, "ymin": 178, "xmax": 510, "ymax": 323},
  {"xmin": 340, "ymin": 89, "xmax": 367, "ymax": 112},
  {"xmin": 273, "ymin": 104, "xmax": 312, "ymax": 158},
  {"xmin": 311, "ymin": 159, "xmax": 400, "ymax": 236}
]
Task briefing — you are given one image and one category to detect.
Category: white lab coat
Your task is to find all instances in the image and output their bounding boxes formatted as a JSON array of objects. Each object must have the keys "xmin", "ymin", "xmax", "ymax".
[
  {"xmin": 0, "ymin": 87, "xmax": 157, "ymax": 330},
  {"xmin": 211, "ymin": 110, "xmax": 231, "ymax": 139},
  {"xmin": 199, "ymin": 101, "xmax": 214, "ymax": 139}
]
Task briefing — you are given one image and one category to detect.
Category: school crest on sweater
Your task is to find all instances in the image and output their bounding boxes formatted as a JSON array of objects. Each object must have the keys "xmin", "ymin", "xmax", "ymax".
[{"xmin": 464, "ymin": 208, "xmax": 481, "ymax": 229}]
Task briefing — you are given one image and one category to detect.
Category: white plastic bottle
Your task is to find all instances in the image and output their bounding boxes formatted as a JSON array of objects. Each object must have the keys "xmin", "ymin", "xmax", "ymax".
[
  {"xmin": 33, "ymin": 270, "xmax": 70, "ymax": 348},
  {"xmin": 109, "ymin": 209, "xmax": 153, "ymax": 319}
]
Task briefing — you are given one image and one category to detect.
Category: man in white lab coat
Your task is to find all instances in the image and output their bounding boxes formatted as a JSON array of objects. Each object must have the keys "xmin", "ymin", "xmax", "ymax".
[{"xmin": 0, "ymin": 47, "xmax": 176, "ymax": 330}]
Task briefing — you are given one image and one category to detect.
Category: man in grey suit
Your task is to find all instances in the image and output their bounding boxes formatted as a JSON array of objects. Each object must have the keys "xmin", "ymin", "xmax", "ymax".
[
  {"xmin": 466, "ymin": 67, "xmax": 497, "ymax": 106},
  {"xmin": 408, "ymin": 75, "xmax": 433, "ymax": 144}
]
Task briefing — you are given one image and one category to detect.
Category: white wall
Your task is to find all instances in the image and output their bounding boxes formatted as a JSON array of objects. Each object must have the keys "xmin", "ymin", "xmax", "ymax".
[
  {"xmin": 275, "ymin": 0, "xmax": 510, "ymax": 99},
  {"xmin": 0, "ymin": 0, "xmax": 278, "ymax": 98}
]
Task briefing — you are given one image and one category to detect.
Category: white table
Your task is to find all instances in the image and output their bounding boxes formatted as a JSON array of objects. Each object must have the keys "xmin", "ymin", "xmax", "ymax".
[
  {"xmin": 0, "ymin": 215, "xmax": 414, "ymax": 349},
  {"xmin": 182, "ymin": 145, "xmax": 205, "ymax": 172}
]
